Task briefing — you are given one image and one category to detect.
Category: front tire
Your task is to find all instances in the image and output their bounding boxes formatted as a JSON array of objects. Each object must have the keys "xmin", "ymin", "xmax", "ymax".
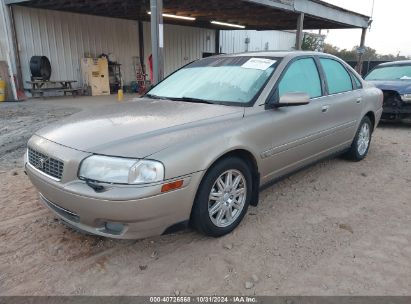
[
  {"xmin": 345, "ymin": 116, "xmax": 373, "ymax": 161},
  {"xmin": 190, "ymin": 157, "xmax": 252, "ymax": 237}
]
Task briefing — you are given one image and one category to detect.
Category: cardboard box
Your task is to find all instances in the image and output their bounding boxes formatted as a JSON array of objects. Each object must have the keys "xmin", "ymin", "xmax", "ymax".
[{"xmin": 81, "ymin": 58, "xmax": 110, "ymax": 96}]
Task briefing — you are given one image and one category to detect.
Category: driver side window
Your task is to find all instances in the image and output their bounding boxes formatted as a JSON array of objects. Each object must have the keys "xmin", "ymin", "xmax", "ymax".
[{"xmin": 279, "ymin": 58, "xmax": 322, "ymax": 99}]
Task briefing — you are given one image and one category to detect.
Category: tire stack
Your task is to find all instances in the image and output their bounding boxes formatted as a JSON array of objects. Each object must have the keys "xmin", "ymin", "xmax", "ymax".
[{"xmin": 30, "ymin": 56, "xmax": 52, "ymax": 80}]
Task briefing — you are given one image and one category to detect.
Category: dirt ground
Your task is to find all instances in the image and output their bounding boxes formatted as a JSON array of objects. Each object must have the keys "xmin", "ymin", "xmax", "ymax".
[{"xmin": 0, "ymin": 96, "xmax": 410, "ymax": 296}]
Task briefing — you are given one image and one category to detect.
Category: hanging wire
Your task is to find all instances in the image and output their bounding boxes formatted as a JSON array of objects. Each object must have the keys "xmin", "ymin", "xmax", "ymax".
[{"xmin": 369, "ymin": 0, "xmax": 376, "ymax": 30}]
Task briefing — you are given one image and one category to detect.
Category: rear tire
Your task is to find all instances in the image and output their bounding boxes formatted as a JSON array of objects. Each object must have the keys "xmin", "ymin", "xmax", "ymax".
[
  {"xmin": 190, "ymin": 157, "xmax": 252, "ymax": 237},
  {"xmin": 345, "ymin": 116, "xmax": 373, "ymax": 161}
]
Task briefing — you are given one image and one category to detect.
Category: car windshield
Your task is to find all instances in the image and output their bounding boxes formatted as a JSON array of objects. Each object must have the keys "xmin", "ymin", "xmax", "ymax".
[
  {"xmin": 365, "ymin": 65, "xmax": 411, "ymax": 81},
  {"xmin": 147, "ymin": 56, "xmax": 279, "ymax": 106}
]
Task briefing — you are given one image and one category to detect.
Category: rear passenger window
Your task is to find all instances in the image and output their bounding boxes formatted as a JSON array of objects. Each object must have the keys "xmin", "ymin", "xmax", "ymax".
[
  {"xmin": 351, "ymin": 73, "xmax": 363, "ymax": 90},
  {"xmin": 320, "ymin": 58, "xmax": 353, "ymax": 94},
  {"xmin": 279, "ymin": 58, "xmax": 322, "ymax": 99}
]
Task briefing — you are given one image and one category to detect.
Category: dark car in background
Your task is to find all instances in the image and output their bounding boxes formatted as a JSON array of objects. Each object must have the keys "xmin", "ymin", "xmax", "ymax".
[{"xmin": 365, "ymin": 60, "xmax": 411, "ymax": 122}]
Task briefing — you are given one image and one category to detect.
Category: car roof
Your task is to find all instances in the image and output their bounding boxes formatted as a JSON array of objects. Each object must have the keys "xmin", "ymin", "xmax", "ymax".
[
  {"xmin": 214, "ymin": 51, "xmax": 335, "ymax": 59},
  {"xmin": 376, "ymin": 60, "xmax": 411, "ymax": 67}
]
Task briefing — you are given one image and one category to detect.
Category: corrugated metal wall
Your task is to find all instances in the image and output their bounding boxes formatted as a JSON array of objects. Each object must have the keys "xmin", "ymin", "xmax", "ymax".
[
  {"xmin": 220, "ymin": 30, "xmax": 296, "ymax": 54},
  {"xmin": 11, "ymin": 6, "xmax": 216, "ymax": 89},
  {"xmin": 0, "ymin": 1, "xmax": 9, "ymax": 61},
  {"xmin": 13, "ymin": 6, "xmax": 140, "ymax": 87},
  {"xmin": 142, "ymin": 22, "xmax": 216, "ymax": 77}
]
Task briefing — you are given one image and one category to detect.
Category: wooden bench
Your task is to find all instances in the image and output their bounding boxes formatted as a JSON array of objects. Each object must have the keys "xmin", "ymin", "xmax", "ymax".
[{"xmin": 26, "ymin": 80, "xmax": 79, "ymax": 98}]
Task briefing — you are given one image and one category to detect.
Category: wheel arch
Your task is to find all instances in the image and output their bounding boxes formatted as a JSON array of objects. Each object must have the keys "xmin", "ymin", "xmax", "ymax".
[
  {"xmin": 200, "ymin": 148, "xmax": 261, "ymax": 207},
  {"xmin": 365, "ymin": 111, "xmax": 376, "ymax": 131}
]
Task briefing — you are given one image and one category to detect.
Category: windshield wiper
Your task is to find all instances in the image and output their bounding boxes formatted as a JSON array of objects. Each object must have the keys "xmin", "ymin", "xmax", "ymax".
[
  {"xmin": 168, "ymin": 97, "xmax": 215, "ymax": 104},
  {"xmin": 146, "ymin": 94, "xmax": 216, "ymax": 104},
  {"xmin": 145, "ymin": 93, "xmax": 173, "ymax": 100}
]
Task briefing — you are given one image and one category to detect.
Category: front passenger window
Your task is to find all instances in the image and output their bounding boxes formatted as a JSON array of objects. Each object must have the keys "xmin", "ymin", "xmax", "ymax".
[{"xmin": 278, "ymin": 58, "xmax": 322, "ymax": 99}]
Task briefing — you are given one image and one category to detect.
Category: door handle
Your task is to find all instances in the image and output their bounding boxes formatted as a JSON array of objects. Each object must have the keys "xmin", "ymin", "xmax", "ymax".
[
  {"xmin": 321, "ymin": 105, "xmax": 330, "ymax": 113},
  {"xmin": 356, "ymin": 97, "xmax": 362, "ymax": 104}
]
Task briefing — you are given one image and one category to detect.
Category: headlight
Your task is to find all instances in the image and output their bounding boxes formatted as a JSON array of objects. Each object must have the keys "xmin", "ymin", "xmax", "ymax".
[
  {"xmin": 401, "ymin": 94, "xmax": 411, "ymax": 102},
  {"xmin": 79, "ymin": 155, "xmax": 164, "ymax": 184}
]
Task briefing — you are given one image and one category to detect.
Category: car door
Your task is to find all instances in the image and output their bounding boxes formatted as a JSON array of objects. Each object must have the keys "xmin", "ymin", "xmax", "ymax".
[
  {"xmin": 317, "ymin": 57, "xmax": 363, "ymax": 150},
  {"xmin": 254, "ymin": 56, "xmax": 336, "ymax": 183}
]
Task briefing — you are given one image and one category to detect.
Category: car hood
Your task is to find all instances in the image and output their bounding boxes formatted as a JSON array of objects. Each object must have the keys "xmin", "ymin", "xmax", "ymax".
[
  {"xmin": 35, "ymin": 98, "xmax": 244, "ymax": 158},
  {"xmin": 368, "ymin": 80, "xmax": 411, "ymax": 94}
]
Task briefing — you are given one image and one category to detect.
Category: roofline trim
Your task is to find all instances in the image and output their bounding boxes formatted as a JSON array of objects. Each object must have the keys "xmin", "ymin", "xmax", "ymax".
[
  {"xmin": 294, "ymin": 0, "xmax": 370, "ymax": 28},
  {"xmin": 247, "ymin": 0, "xmax": 370, "ymax": 28},
  {"xmin": 309, "ymin": 0, "xmax": 370, "ymax": 19},
  {"xmin": 5, "ymin": 0, "xmax": 371, "ymax": 29}
]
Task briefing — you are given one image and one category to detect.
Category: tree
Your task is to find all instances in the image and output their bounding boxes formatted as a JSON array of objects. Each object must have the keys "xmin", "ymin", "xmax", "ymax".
[
  {"xmin": 322, "ymin": 43, "xmax": 410, "ymax": 62},
  {"xmin": 301, "ymin": 33, "xmax": 324, "ymax": 51},
  {"xmin": 323, "ymin": 43, "xmax": 339, "ymax": 55}
]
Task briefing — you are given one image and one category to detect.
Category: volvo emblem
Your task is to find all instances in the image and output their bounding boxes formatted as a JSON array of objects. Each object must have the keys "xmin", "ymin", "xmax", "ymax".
[{"xmin": 36, "ymin": 157, "xmax": 48, "ymax": 169}]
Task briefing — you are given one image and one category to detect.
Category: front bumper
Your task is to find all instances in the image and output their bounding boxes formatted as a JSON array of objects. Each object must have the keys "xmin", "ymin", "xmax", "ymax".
[
  {"xmin": 25, "ymin": 136, "xmax": 203, "ymax": 239},
  {"xmin": 383, "ymin": 105, "xmax": 411, "ymax": 114},
  {"xmin": 382, "ymin": 106, "xmax": 411, "ymax": 120},
  {"xmin": 381, "ymin": 91, "xmax": 411, "ymax": 120}
]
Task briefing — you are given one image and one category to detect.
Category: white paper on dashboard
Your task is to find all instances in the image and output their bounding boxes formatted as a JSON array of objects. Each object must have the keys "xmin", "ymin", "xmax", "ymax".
[{"xmin": 241, "ymin": 58, "xmax": 276, "ymax": 71}]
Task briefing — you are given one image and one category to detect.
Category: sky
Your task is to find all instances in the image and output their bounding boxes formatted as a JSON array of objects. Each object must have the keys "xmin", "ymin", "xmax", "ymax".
[{"xmin": 321, "ymin": 0, "xmax": 411, "ymax": 57}]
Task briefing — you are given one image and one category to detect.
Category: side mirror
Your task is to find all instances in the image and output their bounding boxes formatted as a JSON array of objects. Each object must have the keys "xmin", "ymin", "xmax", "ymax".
[{"xmin": 276, "ymin": 92, "xmax": 310, "ymax": 107}]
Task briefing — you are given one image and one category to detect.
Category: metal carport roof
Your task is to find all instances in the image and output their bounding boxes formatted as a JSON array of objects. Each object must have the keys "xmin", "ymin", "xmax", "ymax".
[
  {"xmin": 2, "ymin": 0, "xmax": 370, "ymax": 95},
  {"xmin": 5, "ymin": 0, "xmax": 369, "ymax": 30}
]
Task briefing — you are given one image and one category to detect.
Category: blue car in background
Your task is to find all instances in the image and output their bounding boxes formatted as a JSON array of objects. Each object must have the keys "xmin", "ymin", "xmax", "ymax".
[{"xmin": 365, "ymin": 60, "xmax": 411, "ymax": 122}]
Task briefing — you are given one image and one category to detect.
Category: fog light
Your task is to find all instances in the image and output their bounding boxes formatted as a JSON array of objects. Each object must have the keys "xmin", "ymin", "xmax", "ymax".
[{"xmin": 104, "ymin": 222, "xmax": 124, "ymax": 235}]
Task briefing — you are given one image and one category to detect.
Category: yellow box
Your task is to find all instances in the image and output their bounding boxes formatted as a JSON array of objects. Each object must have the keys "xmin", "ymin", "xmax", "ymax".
[
  {"xmin": 0, "ymin": 78, "xmax": 6, "ymax": 102},
  {"xmin": 81, "ymin": 58, "xmax": 110, "ymax": 96}
]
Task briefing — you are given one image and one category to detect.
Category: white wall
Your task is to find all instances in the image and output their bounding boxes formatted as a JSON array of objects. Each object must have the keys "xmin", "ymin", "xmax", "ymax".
[
  {"xmin": 142, "ymin": 22, "xmax": 216, "ymax": 77},
  {"xmin": 0, "ymin": 0, "xmax": 10, "ymax": 62},
  {"xmin": 220, "ymin": 30, "xmax": 296, "ymax": 54},
  {"xmin": 13, "ymin": 6, "xmax": 140, "ymax": 87},
  {"xmin": 10, "ymin": 6, "xmax": 216, "ymax": 89}
]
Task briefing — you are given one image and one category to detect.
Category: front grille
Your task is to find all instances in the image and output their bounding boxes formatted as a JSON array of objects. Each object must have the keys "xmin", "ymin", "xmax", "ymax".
[{"xmin": 28, "ymin": 148, "xmax": 64, "ymax": 180}]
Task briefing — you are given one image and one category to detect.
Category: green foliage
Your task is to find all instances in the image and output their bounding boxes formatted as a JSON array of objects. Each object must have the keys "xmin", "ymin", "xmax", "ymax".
[
  {"xmin": 302, "ymin": 34, "xmax": 323, "ymax": 51},
  {"xmin": 323, "ymin": 43, "xmax": 410, "ymax": 61}
]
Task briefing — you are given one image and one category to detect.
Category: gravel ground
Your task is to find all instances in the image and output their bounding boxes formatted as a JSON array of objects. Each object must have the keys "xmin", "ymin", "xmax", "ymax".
[{"xmin": 0, "ymin": 97, "xmax": 410, "ymax": 296}]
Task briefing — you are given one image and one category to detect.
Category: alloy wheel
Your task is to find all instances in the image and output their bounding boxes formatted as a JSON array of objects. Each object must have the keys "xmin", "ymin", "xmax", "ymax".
[
  {"xmin": 208, "ymin": 169, "xmax": 247, "ymax": 228},
  {"xmin": 357, "ymin": 122, "xmax": 370, "ymax": 156}
]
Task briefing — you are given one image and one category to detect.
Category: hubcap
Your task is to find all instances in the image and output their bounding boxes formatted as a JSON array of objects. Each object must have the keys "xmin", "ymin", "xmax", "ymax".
[
  {"xmin": 208, "ymin": 169, "xmax": 247, "ymax": 228},
  {"xmin": 357, "ymin": 123, "xmax": 370, "ymax": 156}
]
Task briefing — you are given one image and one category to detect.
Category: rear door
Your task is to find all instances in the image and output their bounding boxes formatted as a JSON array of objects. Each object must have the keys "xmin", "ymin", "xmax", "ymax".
[{"xmin": 317, "ymin": 57, "xmax": 363, "ymax": 149}]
